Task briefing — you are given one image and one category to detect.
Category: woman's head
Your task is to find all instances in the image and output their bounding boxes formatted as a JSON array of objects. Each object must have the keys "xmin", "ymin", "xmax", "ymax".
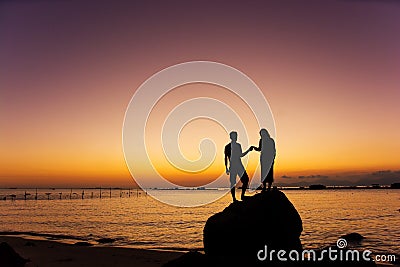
[{"xmin": 259, "ymin": 128, "xmax": 270, "ymax": 138}]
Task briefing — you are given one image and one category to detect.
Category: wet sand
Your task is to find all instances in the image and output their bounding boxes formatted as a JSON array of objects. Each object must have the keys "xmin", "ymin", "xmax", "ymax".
[{"xmin": 0, "ymin": 235, "xmax": 184, "ymax": 267}]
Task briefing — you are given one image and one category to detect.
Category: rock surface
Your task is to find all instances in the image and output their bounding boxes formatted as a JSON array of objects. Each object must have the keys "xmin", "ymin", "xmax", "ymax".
[
  {"xmin": 203, "ymin": 190, "xmax": 302, "ymax": 264},
  {"xmin": 340, "ymin": 233, "xmax": 365, "ymax": 242}
]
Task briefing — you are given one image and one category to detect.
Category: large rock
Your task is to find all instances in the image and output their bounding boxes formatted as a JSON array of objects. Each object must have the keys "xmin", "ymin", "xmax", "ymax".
[
  {"xmin": 0, "ymin": 242, "xmax": 28, "ymax": 267},
  {"xmin": 203, "ymin": 190, "xmax": 302, "ymax": 265}
]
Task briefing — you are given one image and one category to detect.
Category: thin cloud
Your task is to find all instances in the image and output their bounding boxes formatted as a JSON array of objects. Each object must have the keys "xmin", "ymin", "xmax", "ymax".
[
  {"xmin": 371, "ymin": 170, "xmax": 391, "ymax": 176},
  {"xmin": 298, "ymin": 174, "xmax": 329, "ymax": 179}
]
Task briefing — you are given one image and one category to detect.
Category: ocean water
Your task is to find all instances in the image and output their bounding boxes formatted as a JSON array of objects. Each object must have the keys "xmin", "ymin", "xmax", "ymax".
[{"xmin": 0, "ymin": 189, "xmax": 399, "ymax": 258}]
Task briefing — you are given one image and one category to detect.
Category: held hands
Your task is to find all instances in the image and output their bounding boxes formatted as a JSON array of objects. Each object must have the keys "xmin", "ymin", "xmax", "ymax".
[{"xmin": 242, "ymin": 146, "xmax": 254, "ymax": 157}]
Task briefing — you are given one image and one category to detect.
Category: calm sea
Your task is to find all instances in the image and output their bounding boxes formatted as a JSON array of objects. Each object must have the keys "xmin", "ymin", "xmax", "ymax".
[{"xmin": 0, "ymin": 189, "xmax": 399, "ymax": 257}]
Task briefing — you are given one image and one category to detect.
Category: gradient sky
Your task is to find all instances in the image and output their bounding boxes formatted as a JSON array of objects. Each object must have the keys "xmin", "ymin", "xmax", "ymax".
[{"xmin": 1, "ymin": 0, "xmax": 399, "ymax": 187}]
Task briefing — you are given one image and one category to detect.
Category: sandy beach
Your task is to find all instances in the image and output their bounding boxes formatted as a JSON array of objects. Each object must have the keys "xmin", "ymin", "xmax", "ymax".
[{"xmin": 0, "ymin": 235, "xmax": 184, "ymax": 267}]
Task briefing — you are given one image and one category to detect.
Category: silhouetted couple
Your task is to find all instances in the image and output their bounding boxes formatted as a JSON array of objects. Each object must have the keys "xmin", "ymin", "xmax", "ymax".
[{"xmin": 224, "ymin": 129, "xmax": 276, "ymax": 202}]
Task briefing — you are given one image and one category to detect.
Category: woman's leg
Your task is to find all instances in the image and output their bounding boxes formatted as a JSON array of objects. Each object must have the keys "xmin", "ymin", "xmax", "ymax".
[{"xmin": 266, "ymin": 162, "xmax": 274, "ymax": 191}]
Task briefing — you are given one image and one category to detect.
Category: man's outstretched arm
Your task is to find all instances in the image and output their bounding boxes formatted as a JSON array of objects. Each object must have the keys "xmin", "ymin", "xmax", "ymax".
[{"xmin": 240, "ymin": 144, "xmax": 253, "ymax": 157}]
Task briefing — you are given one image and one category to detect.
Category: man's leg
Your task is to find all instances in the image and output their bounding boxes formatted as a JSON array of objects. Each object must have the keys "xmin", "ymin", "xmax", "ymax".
[
  {"xmin": 230, "ymin": 172, "xmax": 237, "ymax": 202},
  {"xmin": 240, "ymin": 171, "xmax": 249, "ymax": 199},
  {"xmin": 230, "ymin": 187, "xmax": 236, "ymax": 201},
  {"xmin": 262, "ymin": 178, "xmax": 267, "ymax": 192}
]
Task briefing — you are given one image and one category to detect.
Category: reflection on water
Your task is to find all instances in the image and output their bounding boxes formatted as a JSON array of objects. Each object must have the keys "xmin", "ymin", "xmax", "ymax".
[
  {"xmin": 285, "ymin": 190, "xmax": 400, "ymax": 256},
  {"xmin": 0, "ymin": 189, "xmax": 398, "ymax": 255}
]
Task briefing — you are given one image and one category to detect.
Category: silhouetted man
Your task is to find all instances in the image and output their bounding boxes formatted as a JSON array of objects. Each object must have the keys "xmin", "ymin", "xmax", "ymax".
[{"xmin": 224, "ymin": 131, "xmax": 252, "ymax": 202}]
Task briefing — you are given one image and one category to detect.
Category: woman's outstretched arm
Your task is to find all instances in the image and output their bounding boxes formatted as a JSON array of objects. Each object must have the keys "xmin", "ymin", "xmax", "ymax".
[{"xmin": 252, "ymin": 139, "xmax": 262, "ymax": 152}]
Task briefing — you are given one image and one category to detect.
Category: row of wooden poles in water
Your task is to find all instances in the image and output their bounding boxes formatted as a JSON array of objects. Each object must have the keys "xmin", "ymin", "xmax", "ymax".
[{"xmin": 2, "ymin": 188, "xmax": 146, "ymax": 201}]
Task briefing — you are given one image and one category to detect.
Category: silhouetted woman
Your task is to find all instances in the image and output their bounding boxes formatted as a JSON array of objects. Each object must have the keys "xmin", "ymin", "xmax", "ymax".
[{"xmin": 252, "ymin": 129, "xmax": 276, "ymax": 191}]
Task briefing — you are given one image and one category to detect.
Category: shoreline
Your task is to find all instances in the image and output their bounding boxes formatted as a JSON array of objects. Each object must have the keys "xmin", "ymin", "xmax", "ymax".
[
  {"xmin": 0, "ymin": 235, "xmax": 185, "ymax": 267},
  {"xmin": 0, "ymin": 231, "xmax": 200, "ymax": 252}
]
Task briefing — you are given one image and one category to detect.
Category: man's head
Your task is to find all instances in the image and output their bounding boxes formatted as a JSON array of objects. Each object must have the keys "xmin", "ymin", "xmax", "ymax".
[{"xmin": 229, "ymin": 131, "xmax": 238, "ymax": 142}]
